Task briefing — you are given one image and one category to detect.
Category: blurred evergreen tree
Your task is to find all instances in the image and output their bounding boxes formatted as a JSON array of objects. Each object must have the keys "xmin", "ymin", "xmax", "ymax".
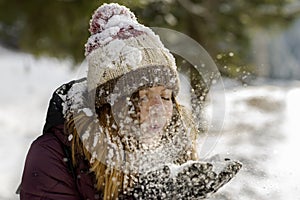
[
  {"xmin": 0, "ymin": 0, "xmax": 299, "ymax": 78},
  {"xmin": 134, "ymin": 0, "xmax": 299, "ymax": 79},
  {"xmin": 0, "ymin": 0, "xmax": 141, "ymax": 62}
]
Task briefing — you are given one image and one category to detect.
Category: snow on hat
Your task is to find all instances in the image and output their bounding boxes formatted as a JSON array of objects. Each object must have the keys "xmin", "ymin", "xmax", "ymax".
[{"xmin": 85, "ymin": 3, "xmax": 180, "ymax": 105}]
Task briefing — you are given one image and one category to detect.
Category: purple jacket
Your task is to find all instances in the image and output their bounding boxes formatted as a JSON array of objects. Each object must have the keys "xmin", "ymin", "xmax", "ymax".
[{"xmin": 20, "ymin": 79, "xmax": 102, "ymax": 200}]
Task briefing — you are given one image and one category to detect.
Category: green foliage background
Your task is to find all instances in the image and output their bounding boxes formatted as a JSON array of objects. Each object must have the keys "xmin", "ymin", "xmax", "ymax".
[{"xmin": 0, "ymin": 0, "xmax": 299, "ymax": 79}]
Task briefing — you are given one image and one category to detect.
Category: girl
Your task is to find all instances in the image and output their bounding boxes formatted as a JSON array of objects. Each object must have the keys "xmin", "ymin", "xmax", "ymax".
[{"xmin": 20, "ymin": 3, "xmax": 240, "ymax": 200}]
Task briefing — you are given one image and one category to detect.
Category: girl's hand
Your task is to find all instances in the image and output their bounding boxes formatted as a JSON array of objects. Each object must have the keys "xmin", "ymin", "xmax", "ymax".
[{"xmin": 131, "ymin": 159, "xmax": 242, "ymax": 199}]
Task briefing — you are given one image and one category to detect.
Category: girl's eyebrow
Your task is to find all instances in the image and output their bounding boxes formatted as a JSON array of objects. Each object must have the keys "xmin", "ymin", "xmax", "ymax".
[
  {"xmin": 162, "ymin": 88, "xmax": 171, "ymax": 93},
  {"xmin": 139, "ymin": 90, "xmax": 148, "ymax": 95}
]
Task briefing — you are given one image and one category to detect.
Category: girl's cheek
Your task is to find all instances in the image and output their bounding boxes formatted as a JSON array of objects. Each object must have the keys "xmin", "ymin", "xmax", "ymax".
[
  {"xmin": 139, "ymin": 105, "xmax": 148, "ymax": 122},
  {"xmin": 165, "ymin": 102, "xmax": 173, "ymax": 119}
]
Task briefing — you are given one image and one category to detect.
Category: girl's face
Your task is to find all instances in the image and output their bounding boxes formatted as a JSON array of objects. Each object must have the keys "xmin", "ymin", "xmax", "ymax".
[{"xmin": 137, "ymin": 86, "xmax": 173, "ymax": 143}]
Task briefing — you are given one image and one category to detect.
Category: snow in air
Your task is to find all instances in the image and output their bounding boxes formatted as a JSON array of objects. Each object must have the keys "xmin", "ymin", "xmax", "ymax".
[{"xmin": 0, "ymin": 46, "xmax": 300, "ymax": 199}]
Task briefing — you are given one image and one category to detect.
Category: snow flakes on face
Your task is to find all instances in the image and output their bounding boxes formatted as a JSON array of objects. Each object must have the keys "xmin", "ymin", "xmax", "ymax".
[{"xmin": 59, "ymin": 79, "xmax": 198, "ymax": 187}]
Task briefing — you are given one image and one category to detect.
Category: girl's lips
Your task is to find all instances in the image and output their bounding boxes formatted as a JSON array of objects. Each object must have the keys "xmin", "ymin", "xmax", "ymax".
[
  {"xmin": 151, "ymin": 124, "xmax": 159, "ymax": 129},
  {"xmin": 139, "ymin": 124, "xmax": 163, "ymax": 139},
  {"xmin": 150, "ymin": 124, "xmax": 164, "ymax": 131}
]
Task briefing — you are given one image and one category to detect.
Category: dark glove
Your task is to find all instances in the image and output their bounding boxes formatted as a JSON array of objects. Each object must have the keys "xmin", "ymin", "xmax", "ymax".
[
  {"xmin": 131, "ymin": 165, "xmax": 173, "ymax": 199},
  {"xmin": 174, "ymin": 160, "xmax": 242, "ymax": 199},
  {"xmin": 130, "ymin": 160, "xmax": 242, "ymax": 200}
]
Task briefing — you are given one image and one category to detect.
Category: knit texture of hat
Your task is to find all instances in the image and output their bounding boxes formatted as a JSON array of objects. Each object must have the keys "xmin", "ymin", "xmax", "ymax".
[{"xmin": 85, "ymin": 3, "xmax": 179, "ymax": 100}]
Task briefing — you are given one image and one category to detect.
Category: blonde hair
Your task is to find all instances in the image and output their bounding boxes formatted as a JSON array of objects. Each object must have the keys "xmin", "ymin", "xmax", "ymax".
[{"xmin": 65, "ymin": 98, "xmax": 199, "ymax": 200}]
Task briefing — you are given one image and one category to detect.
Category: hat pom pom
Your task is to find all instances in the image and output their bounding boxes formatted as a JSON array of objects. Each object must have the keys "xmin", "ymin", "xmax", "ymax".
[{"xmin": 89, "ymin": 3, "xmax": 137, "ymax": 35}]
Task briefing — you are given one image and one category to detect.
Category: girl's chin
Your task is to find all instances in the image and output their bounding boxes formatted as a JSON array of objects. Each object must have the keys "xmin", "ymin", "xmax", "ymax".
[
  {"xmin": 138, "ymin": 122, "xmax": 165, "ymax": 145},
  {"xmin": 138, "ymin": 131, "xmax": 163, "ymax": 145}
]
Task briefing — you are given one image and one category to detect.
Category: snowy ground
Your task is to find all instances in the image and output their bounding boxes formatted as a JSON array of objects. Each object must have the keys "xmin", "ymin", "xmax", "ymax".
[
  {"xmin": 0, "ymin": 47, "xmax": 77, "ymax": 199},
  {"xmin": 0, "ymin": 47, "xmax": 300, "ymax": 199},
  {"xmin": 208, "ymin": 83, "xmax": 300, "ymax": 200}
]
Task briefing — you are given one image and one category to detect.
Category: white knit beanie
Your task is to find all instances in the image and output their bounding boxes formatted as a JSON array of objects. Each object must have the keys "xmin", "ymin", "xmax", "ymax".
[{"xmin": 85, "ymin": 3, "xmax": 180, "ymax": 105}]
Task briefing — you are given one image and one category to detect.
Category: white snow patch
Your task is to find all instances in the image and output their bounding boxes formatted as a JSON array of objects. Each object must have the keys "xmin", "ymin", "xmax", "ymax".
[
  {"xmin": 0, "ymin": 46, "xmax": 77, "ymax": 199},
  {"xmin": 81, "ymin": 130, "xmax": 90, "ymax": 142},
  {"xmin": 81, "ymin": 108, "xmax": 93, "ymax": 117},
  {"xmin": 68, "ymin": 134, "xmax": 73, "ymax": 141}
]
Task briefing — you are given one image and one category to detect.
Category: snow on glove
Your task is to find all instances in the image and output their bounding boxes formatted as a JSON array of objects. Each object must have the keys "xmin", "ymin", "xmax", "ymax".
[
  {"xmin": 131, "ymin": 159, "xmax": 242, "ymax": 200},
  {"xmin": 173, "ymin": 160, "xmax": 242, "ymax": 199},
  {"xmin": 131, "ymin": 165, "xmax": 173, "ymax": 199}
]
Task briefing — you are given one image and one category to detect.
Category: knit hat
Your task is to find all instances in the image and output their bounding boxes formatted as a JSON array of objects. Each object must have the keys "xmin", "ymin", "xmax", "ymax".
[{"xmin": 85, "ymin": 3, "xmax": 180, "ymax": 106}]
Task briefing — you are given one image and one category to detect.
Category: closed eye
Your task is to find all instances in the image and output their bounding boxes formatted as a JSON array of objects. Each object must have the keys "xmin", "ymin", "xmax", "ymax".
[
  {"xmin": 161, "ymin": 96, "xmax": 171, "ymax": 101},
  {"xmin": 139, "ymin": 95, "xmax": 148, "ymax": 102}
]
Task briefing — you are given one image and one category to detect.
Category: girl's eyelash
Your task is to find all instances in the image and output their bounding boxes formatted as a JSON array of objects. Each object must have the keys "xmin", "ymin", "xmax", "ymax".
[
  {"xmin": 140, "ymin": 96, "xmax": 148, "ymax": 102},
  {"xmin": 161, "ymin": 92, "xmax": 172, "ymax": 101},
  {"xmin": 161, "ymin": 97, "xmax": 171, "ymax": 101}
]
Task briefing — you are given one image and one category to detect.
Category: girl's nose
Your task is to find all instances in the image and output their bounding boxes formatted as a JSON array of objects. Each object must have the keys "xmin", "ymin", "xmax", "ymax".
[{"xmin": 149, "ymin": 95, "xmax": 162, "ymax": 106}]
